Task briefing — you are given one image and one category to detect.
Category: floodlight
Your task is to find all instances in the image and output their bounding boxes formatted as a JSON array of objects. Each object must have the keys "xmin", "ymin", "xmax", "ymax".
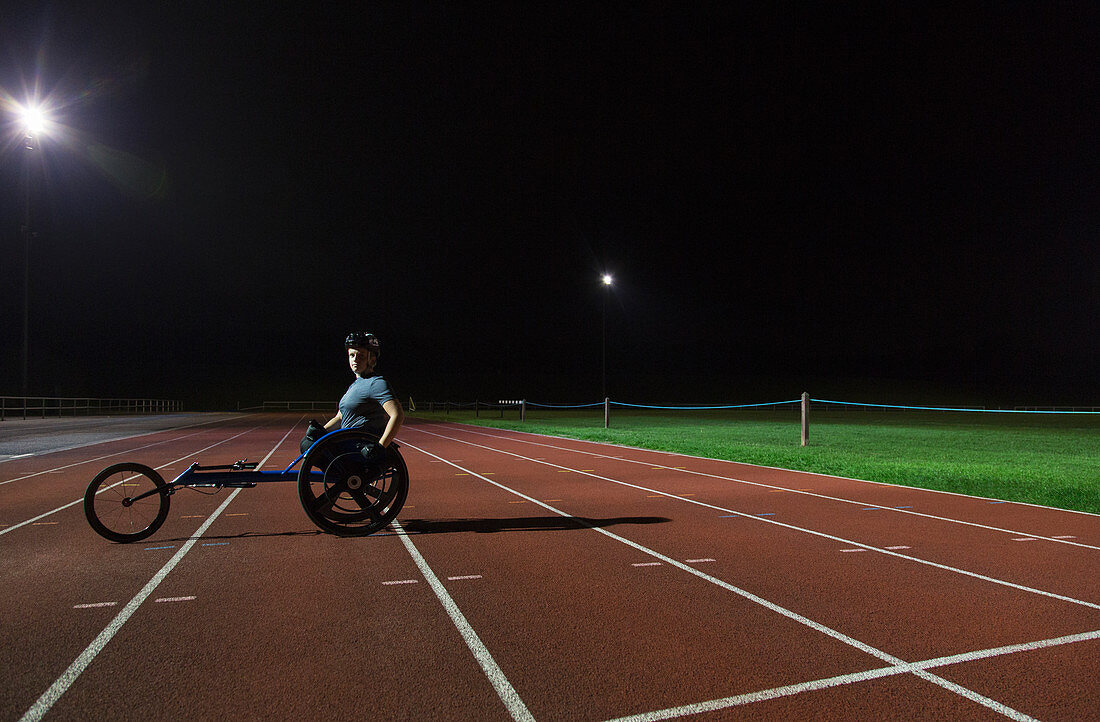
[
  {"xmin": 602, "ymin": 274, "xmax": 613, "ymax": 286},
  {"xmin": 20, "ymin": 105, "xmax": 47, "ymax": 136}
]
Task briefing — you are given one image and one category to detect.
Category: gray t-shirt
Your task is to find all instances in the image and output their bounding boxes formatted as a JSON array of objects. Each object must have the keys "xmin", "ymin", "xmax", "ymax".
[{"xmin": 339, "ymin": 375, "xmax": 395, "ymax": 437}]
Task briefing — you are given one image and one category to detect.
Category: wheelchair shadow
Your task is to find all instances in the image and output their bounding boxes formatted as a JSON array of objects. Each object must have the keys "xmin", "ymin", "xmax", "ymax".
[
  {"xmin": 390, "ymin": 516, "xmax": 671, "ymax": 535},
  {"xmin": 163, "ymin": 529, "xmax": 326, "ymax": 543},
  {"xmin": 157, "ymin": 517, "xmax": 672, "ymax": 542}
]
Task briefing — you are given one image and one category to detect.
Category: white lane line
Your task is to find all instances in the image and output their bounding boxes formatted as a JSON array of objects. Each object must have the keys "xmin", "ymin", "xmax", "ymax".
[
  {"xmin": 0, "ymin": 414, "xmax": 251, "ymax": 470},
  {"xmin": 19, "ymin": 423, "xmax": 295, "ymax": 722},
  {"xmin": 72, "ymin": 602, "xmax": 117, "ymax": 609},
  {"xmin": 20, "ymin": 491, "xmax": 246, "ymax": 722},
  {"xmin": 1052, "ymin": 535, "xmax": 1076, "ymax": 540},
  {"xmin": 402, "ymin": 441, "xmax": 1036, "ymax": 722},
  {"xmin": 685, "ymin": 558, "xmax": 716, "ymax": 563},
  {"xmin": 607, "ymin": 666, "xmax": 906, "ymax": 722},
  {"xmin": 391, "ymin": 517, "xmax": 534, "ymax": 722},
  {"xmin": 381, "ymin": 579, "xmax": 419, "ymax": 586},
  {"xmin": 0, "ymin": 424, "xmax": 267, "ymax": 538},
  {"xmin": 154, "ymin": 596, "xmax": 195, "ymax": 603},
  {"xmin": 903, "ymin": 628, "xmax": 1100, "ymax": 670},
  {"xmin": 1012, "ymin": 538, "xmax": 1039, "ymax": 542},
  {"xmin": 408, "ymin": 427, "xmax": 1100, "ymax": 612},
  {"xmin": 632, "ymin": 562, "xmax": 662, "ymax": 567},
  {"xmin": 885, "ymin": 546, "xmax": 912, "ymax": 550},
  {"xmin": 448, "ymin": 575, "xmax": 483, "ymax": 581},
  {"xmin": 604, "ymin": 629, "xmax": 1100, "ymax": 722},
  {"xmin": 0, "ymin": 413, "xmax": 251, "ymax": 482},
  {"xmin": 0, "ymin": 429, "xmax": 203, "ymax": 487},
  {"xmin": 436, "ymin": 424, "xmax": 1100, "ymax": 547},
  {"xmin": 839, "ymin": 548, "xmax": 867, "ymax": 553},
  {"xmin": 437, "ymin": 421, "xmax": 1100, "ymax": 520}
]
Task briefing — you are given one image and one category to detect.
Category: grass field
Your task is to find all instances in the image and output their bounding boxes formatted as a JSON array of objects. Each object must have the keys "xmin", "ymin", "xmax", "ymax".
[{"xmin": 411, "ymin": 407, "xmax": 1100, "ymax": 514}]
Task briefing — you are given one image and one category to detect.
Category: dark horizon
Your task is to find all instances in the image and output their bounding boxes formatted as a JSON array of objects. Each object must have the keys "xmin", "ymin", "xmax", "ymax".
[{"xmin": 1, "ymin": 3, "xmax": 1096, "ymax": 408}]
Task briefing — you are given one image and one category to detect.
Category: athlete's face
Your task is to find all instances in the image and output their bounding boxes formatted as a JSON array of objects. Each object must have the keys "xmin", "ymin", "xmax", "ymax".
[{"xmin": 347, "ymin": 347, "xmax": 377, "ymax": 377}]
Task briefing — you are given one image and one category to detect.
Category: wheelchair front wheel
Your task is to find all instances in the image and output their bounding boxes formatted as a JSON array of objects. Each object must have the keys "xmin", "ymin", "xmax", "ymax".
[{"xmin": 84, "ymin": 463, "xmax": 170, "ymax": 543}]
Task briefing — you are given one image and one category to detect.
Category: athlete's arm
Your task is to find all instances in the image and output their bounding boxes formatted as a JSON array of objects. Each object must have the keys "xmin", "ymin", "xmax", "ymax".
[
  {"xmin": 378, "ymin": 399, "xmax": 404, "ymax": 447},
  {"xmin": 324, "ymin": 410, "xmax": 342, "ymax": 430}
]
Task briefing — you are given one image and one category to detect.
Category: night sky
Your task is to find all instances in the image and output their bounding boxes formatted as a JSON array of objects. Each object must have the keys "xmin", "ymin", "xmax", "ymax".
[{"xmin": 1, "ymin": 3, "xmax": 1097, "ymax": 407}]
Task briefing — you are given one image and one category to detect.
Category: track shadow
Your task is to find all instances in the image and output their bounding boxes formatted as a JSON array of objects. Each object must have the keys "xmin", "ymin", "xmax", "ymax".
[
  {"xmin": 154, "ymin": 517, "xmax": 672, "ymax": 542},
  {"xmin": 392, "ymin": 516, "xmax": 671, "ymax": 535},
  {"xmin": 159, "ymin": 529, "xmax": 325, "ymax": 543}
]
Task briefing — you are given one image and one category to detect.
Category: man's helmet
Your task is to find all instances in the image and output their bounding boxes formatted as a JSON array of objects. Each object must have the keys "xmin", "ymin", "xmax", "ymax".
[{"xmin": 345, "ymin": 332, "xmax": 380, "ymax": 354}]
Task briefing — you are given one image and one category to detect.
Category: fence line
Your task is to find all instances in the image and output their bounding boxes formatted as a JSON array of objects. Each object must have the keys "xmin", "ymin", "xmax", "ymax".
[
  {"xmin": 250, "ymin": 401, "xmax": 334, "ymax": 412},
  {"xmin": 412, "ymin": 397, "xmax": 1099, "ymax": 416},
  {"xmin": 812, "ymin": 399, "xmax": 1098, "ymax": 414},
  {"xmin": 1013, "ymin": 405, "xmax": 1100, "ymax": 412},
  {"xmin": 407, "ymin": 394, "xmax": 1100, "ymax": 439},
  {"xmin": 0, "ymin": 396, "xmax": 182, "ymax": 421}
]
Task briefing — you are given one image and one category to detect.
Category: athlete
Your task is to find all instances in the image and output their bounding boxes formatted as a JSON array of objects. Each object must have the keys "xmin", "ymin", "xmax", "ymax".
[{"xmin": 299, "ymin": 332, "xmax": 404, "ymax": 463}]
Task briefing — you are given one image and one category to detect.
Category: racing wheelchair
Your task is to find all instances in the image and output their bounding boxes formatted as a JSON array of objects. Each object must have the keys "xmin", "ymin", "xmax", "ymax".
[{"xmin": 84, "ymin": 428, "xmax": 408, "ymax": 542}]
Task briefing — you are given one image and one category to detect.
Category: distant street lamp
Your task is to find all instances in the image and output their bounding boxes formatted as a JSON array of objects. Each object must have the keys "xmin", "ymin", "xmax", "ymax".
[
  {"xmin": 17, "ymin": 103, "xmax": 47, "ymax": 396},
  {"xmin": 601, "ymin": 273, "xmax": 613, "ymax": 399}
]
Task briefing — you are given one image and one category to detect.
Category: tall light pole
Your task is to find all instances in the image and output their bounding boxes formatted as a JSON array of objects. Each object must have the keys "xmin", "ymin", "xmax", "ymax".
[
  {"xmin": 18, "ymin": 104, "xmax": 46, "ymax": 396},
  {"xmin": 601, "ymin": 273, "xmax": 613, "ymax": 400}
]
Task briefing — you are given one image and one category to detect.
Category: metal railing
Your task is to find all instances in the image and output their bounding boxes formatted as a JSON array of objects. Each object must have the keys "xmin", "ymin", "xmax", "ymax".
[
  {"xmin": 1013, "ymin": 406, "xmax": 1100, "ymax": 412},
  {"xmin": 0, "ymin": 396, "xmax": 182, "ymax": 421},
  {"xmin": 248, "ymin": 401, "xmax": 334, "ymax": 412}
]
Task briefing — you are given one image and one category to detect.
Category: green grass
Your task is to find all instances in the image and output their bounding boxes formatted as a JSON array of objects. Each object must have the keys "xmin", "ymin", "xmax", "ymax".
[{"xmin": 411, "ymin": 408, "xmax": 1100, "ymax": 514}]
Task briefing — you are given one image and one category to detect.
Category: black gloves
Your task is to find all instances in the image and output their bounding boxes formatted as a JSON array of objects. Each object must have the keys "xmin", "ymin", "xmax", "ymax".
[
  {"xmin": 360, "ymin": 441, "xmax": 387, "ymax": 465},
  {"xmin": 299, "ymin": 419, "xmax": 326, "ymax": 455},
  {"xmin": 299, "ymin": 421, "xmax": 387, "ymax": 472}
]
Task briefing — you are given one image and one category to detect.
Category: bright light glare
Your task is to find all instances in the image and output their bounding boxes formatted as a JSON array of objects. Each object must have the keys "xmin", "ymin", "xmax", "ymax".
[
  {"xmin": 19, "ymin": 105, "xmax": 47, "ymax": 136},
  {"xmin": 602, "ymin": 274, "xmax": 614, "ymax": 286}
]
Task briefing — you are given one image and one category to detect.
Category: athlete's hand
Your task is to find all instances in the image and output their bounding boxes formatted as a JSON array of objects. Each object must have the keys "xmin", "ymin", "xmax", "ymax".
[
  {"xmin": 299, "ymin": 419, "xmax": 326, "ymax": 455},
  {"xmin": 360, "ymin": 441, "xmax": 386, "ymax": 465}
]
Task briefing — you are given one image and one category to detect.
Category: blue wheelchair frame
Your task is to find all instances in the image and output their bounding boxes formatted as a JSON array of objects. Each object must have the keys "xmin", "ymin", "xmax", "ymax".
[{"xmin": 126, "ymin": 429, "xmax": 348, "ymax": 502}]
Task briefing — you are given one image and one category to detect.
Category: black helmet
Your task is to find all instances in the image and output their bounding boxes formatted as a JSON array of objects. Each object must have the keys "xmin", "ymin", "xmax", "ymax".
[{"xmin": 345, "ymin": 332, "xmax": 380, "ymax": 353}]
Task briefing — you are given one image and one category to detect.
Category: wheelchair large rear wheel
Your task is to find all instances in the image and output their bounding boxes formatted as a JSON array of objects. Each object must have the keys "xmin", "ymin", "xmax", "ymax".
[{"xmin": 297, "ymin": 429, "xmax": 408, "ymax": 536}]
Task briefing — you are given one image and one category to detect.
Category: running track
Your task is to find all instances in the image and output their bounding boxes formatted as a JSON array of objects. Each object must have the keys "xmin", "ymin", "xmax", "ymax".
[{"xmin": 1, "ymin": 414, "xmax": 1097, "ymax": 721}]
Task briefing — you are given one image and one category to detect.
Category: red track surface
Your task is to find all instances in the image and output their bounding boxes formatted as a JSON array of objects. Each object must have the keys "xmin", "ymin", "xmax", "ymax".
[{"xmin": 1, "ymin": 414, "xmax": 1097, "ymax": 721}]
